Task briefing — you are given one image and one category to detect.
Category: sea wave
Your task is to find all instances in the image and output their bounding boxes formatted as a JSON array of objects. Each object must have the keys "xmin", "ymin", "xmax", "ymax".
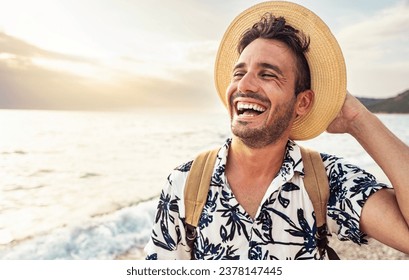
[{"xmin": 0, "ymin": 199, "xmax": 157, "ymax": 260}]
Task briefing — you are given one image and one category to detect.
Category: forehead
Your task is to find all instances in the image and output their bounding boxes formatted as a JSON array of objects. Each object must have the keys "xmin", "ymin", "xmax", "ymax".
[{"xmin": 236, "ymin": 38, "xmax": 297, "ymax": 72}]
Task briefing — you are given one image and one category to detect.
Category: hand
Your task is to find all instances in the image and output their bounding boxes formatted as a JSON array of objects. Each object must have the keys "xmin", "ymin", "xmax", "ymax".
[{"xmin": 326, "ymin": 91, "xmax": 370, "ymax": 135}]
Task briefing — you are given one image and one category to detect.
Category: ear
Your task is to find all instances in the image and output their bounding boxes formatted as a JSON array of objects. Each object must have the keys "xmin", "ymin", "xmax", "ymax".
[{"xmin": 295, "ymin": 89, "xmax": 314, "ymax": 117}]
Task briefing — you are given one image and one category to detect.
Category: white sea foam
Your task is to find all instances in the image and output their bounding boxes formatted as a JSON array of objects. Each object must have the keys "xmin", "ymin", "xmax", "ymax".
[{"xmin": 0, "ymin": 199, "xmax": 157, "ymax": 259}]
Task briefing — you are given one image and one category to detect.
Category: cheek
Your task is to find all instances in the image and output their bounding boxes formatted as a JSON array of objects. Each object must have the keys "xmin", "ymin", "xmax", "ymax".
[{"xmin": 225, "ymin": 83, "xmax": 236, "ymax": 108}]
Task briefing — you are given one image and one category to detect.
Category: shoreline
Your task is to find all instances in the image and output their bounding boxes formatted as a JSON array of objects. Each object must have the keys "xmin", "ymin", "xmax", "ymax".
[
  {"xmin": 116, "ymin": 239, "xmax": 409, "ymax": 260},
  {"xmin": 116, "ymin": 247, "xmax": 146, "ymax": 260}
]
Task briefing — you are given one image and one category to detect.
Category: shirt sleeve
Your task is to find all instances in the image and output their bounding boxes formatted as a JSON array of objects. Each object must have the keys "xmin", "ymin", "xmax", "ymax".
[
  {"xmin": 144, "ymin": 163, "xmax": 192, "ymax": 260},
  {"xmin": 322, "ymin": 153, "xmax": 390, "ymax": 245}
]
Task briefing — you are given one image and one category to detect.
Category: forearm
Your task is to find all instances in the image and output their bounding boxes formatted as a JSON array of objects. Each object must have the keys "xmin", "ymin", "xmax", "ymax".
[{"xmin": 349, "ymin": 111, "xmax": 409, "ymax": 225}]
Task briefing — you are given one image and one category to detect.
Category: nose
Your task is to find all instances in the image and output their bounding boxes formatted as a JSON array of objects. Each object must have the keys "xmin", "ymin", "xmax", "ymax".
[{"xmin": 237, "ymin": 72, "xmax": 259, "ymax": 94}]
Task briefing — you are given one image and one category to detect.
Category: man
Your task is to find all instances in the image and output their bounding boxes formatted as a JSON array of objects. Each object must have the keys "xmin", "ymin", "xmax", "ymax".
[{"xmin": 144, "ymin": 1, "xmax": 409, "ymax": 259}]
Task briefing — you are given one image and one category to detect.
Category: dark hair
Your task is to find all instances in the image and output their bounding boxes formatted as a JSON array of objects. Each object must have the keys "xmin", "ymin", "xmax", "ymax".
[{"xmin": 238, "ymin": 13, "xmax": 311, "ymax": 95}]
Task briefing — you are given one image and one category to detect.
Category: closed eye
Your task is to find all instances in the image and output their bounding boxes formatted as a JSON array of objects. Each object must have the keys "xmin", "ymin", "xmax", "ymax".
[
  {"xmin": 232, "ymin": 71, "xmax": 245, "ymax": 80},
  {"xmin": 260, "ymin": 73, "xmax": 278, "ymax": 79}
]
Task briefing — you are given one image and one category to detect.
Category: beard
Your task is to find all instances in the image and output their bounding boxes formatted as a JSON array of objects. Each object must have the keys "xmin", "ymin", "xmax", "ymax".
[{"xmin": 230, "ymin": 93, "xmax": 296, "ymax": 149}]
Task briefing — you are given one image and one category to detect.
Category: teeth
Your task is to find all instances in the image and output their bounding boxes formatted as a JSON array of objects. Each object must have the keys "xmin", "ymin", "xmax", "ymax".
[{"xmin": 236, "ymin": 102, "xmax": 266, "ymax": 113}]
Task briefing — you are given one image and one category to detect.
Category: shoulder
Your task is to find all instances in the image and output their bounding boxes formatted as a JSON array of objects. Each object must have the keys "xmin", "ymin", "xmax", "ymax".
[
  {"xmin": 165, "ymin": 160, "xmax": 193, "ymax": 195},
  {"xmin": 320, "ymin": 151, "xmax": 389, "ymax": 214},
  {"xmin": 319, "ymin": 152, "xmax": 383, "ymax": 184}
]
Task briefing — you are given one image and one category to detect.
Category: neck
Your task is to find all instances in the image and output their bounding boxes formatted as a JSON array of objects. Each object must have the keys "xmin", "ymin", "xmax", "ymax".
[
  {"xmin": 224, "ymin": 136, "xmax": 290, "ymax": 219},
  {"xmin": 227, "ymin": 136, "xmax": 288, "ymax": 177}
]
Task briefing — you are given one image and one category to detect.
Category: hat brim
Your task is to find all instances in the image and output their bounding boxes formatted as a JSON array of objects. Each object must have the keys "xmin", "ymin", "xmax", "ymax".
[{"xmin": 214, "ymin": 1, "xmax": 346, "ymax": 140}]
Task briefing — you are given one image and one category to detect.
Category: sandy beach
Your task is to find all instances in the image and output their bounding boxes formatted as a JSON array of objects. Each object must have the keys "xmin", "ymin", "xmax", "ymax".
[
  {"xmin": 328, "ymin": 236, "xmax": 409, "ymax": 260},
  {"xmin": 116, "ymin": 238, "xmax": 409, "ymax": 260}
]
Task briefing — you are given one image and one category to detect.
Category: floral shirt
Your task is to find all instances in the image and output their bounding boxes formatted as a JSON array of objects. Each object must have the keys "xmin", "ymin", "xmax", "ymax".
[{"xmin": 144, "ymin": 139, "xmax": 388, "ymax": 260}]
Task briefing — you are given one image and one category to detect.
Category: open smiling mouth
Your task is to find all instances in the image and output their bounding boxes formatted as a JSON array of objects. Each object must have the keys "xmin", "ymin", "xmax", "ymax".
[{"xmin": 236, "ymin": 102, "xmax": 266, "ymax": 117}]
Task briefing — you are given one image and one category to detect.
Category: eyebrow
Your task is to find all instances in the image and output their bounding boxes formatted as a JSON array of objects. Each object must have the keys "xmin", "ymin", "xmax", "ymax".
[{"xmin": 233, "ymin": 62, "xmax": 284, "ymax": 76}]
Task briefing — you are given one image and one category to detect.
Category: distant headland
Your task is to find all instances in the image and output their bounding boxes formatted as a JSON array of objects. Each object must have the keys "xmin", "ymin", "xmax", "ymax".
[{"xmin": 357, "ymin": 89, "xmax": 409, "ymax": 114}]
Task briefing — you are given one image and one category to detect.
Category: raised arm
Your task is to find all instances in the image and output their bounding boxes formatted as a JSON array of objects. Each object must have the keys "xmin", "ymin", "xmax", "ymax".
[{"xmin": 327, "ymin": 92, "xmax": 409, "ymax": 253}]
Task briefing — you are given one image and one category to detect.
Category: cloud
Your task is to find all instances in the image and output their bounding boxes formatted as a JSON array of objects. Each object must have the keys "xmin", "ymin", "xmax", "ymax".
[
  {"xmin": 0, "ymin": 32, "xmax": 112, "ymax": 110},
  {"xmin": 0, "ymin": 31, "xmax": 220, "ymax": 110},
  {"xmin": 0, "ymin": 32, "xmax": 95, "ymax": 64},
  {"xmin": 337, "ymin": 1, "xmax": 409, "ymax": 62},
  {"xmin": 3, "ymin": 0, "xmax": 406, "ymax": 109},
  {"xmin": 335, "ymin": 1, "xmax": 409, "ymax": 97},
  {"xmin": 0, "ymin": 60, "xmax": 219, "ymax": 110}
]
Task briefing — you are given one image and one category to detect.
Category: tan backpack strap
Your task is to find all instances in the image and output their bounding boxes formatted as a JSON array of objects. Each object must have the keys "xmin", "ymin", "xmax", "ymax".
[
  {"xmin": 184, "ymin": 148, "xmax": 219, "ymax": 227},
  {"xmin": 300, "ymin": 146, "xmax": 340, "ymax": 259},
  {"xmin": 184, "ymin": 148, "xmax": 219, "ymax": 259},
  {"xmin": 300, "ymin": 146, "xmax": 329, "ymax": 229}
]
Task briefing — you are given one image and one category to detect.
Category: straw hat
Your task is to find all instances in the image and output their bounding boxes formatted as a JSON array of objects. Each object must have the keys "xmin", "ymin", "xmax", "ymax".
[{"xmin": 214, "ymin": 1, "xmax": 346, "ymax": 140}]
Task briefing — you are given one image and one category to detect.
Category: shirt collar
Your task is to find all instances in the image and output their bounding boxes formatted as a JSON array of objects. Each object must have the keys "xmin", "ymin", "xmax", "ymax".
[
  {"xmin": 281, "ymin": 140, "xmax": 304, "ymax": 181},
  {"xmin": 220, "ymin": 139, "xmax": 304, "ymax": 182}
]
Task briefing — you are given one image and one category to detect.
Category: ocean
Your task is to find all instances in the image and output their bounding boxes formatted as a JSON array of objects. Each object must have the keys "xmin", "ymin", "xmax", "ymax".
[{"xmin": 0, "ymin": 109, "xmax": 407, "ymax": 259}]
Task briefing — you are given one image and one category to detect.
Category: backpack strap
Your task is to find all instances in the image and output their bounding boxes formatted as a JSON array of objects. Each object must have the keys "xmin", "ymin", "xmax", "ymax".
[
  {"xmin": 300, "ymin": 146, "xmax": 340, "ymax": 260},
  {"xmin": 184, "ymin": 148, "xmax": 219, "ymax": 259},
  {"xmin": 299, "ymin": 147, "xmax": 328, "ymax": 230},
  {"xmin": 184, "ymin": 146, "xmax": 339, "ymax": 260}
]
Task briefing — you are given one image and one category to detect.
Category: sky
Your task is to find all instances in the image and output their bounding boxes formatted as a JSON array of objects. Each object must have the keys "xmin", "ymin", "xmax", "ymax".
[{"xmin": 0, "ymin": 0, "xmax": 408, "ymax": 110}]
